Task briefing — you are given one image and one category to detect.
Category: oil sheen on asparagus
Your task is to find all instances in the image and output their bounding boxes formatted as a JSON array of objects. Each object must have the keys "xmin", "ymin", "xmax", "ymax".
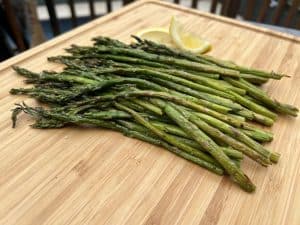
[{"xmin": 10, "ymin": 36, "xmax": 298, "ymax": 193}]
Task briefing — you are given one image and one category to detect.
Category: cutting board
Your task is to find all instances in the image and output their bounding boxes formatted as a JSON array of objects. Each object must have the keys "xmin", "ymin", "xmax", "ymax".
[{"xmin": 1, "ymin": 1, "xmax": 300, "ymax": 224}]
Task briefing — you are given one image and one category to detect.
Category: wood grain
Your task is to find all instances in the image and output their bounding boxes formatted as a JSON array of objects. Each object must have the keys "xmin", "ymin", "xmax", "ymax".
[{"xmin": 0, "ymin": 1, "xmax": 300, "ymax": 225}]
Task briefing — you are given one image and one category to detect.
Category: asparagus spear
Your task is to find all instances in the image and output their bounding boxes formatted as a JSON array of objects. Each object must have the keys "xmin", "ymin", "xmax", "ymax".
[
  {"xmin": 149, "ymin": 76, "xmax": 242, "ymax": 111},
  {"xmin": 119, "ymin": 100, "xmax": 146, "ymax": 112},
  {"xmin": 150, "ymin": 119, "xmax": 272, "ymax": 145},
  {"xmin": 195, "ymin": 112, "xmax": 279, "ymax": 163},
  {"xmin": 225, "ymin": 78, "xmax": 299, "ymax": 116},
  {"xmin": 114, "ymin": 102, "xmax": 223, "ymax": 171},
  {"xmin": 119, "ymin": 127, "xmax": 224, "ymax": 175},
  {"xmin": 13, "ymin": 102, "xmax": 116, "ymax": 129},
  {"xmin": 174, "ymin": 136, "xmax": 244, "ymax": 160},
  {"xmin": 151, "ymin": 101, "xmax": 272, "ymax": 166},
  {"xmin": 239, "ymin": 73, "xmax": 269, "ymax": 85},
  {"xmin": 84, "ymin": 109, "xmax": 131, "ymax": 120},
  {"xmin": 132, "ymin": 98, "xmax": 163, "ymax": 116},
  {"xmin": 122, "ymin": 128, "xmax": 224, "ymax": 175},
  {"xmin": 93, "ymin": 54, "xmax": 173, "ymax": 69},
  {"xmin": 92, "ymin": 36, "xmax": 130, "ymax": 48},
  {"xmin": 73, "ymin": 67, "xmax": 234, "ymax": 99},
  {"xmin": 178, "ymin": 107, "xmax": 270, "ymax": 166},
  {"xmin": 241, "ymin": 129, "xmax": 273, "ymax": 142},
  {"xmin": 163, "ymin": 103, "xmax": 256, "ymax": 192},
  {"xmin": 149, "ymin": 120, "xmax": 190, "ymax": 138},
  {"xmin": 130, "ymin": 92, "xmax": 259, "ymax": 128},
  {"xmin": 152, "ymin": 67, "xmax": 246, "ymax": 95},
  {"xmin": 228, "ymin": 90, "xmax": 277, "ymax": 120},
  {"xmin": 131, "ymin": 37, "xmax": 285, "ymax": 80},
  {"xmin": 131, "ymin": 36, "xmax": 215, "ymax": 65},
  {"xmin": 228, "ymin": 113, "xmax": 246, "ymax": 122},
  {"xmin": 235, "ymin": 108, "xmax": 274, "ymax": 126},
  {"xmin": 67, "ymin": 45, "xmax": 240, "ymax": 77},
  {"xmin": 118, "ymin": 120, "xmax": 243, "ymax": 160}
]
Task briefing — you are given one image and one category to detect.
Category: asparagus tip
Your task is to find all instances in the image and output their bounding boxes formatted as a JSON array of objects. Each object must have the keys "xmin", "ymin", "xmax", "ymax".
[
  {"xmin": 271, "ymin": 71, "xmax": 291, "ymax": 79},
  {"xmin": 11, "ymin": 102, "xmax": 35, "ymax": 128},
  {"xmin": 131, "ymin": 35, "xmax": 142, "ymax": 43},
  {"xmin": 11, "ymin": 104, "xmax": 23, "ymax": 128},
  {"xmin": 10, "ymin": 88, "xmax": 19, "ymax": 95}
]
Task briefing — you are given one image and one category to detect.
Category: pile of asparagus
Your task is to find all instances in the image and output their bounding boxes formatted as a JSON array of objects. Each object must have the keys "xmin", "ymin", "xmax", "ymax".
[{"xmin": 10, "ymin": 36, "xmax": 298, "ymax": 192}]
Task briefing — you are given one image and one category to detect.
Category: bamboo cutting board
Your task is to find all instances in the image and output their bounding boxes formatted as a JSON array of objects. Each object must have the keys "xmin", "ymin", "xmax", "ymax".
[{"xmin": 1, "ymin": 1, "xmax": 300, "ymax": 224}]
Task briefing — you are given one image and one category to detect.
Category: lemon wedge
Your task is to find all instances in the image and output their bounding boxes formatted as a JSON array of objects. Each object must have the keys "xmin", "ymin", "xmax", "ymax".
[
  {"xmin": 169, "ymin": 16, "xmax": 212, "ymax": 54},
  {"xmin": 134, "ymin": 27, "xmax": 175, "ymax": 47}
]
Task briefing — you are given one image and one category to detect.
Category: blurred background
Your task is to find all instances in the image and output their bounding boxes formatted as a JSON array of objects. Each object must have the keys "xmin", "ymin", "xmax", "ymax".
[{"xmin": 0, "ymin": 0, "xmax": 299, "ymax": 62}]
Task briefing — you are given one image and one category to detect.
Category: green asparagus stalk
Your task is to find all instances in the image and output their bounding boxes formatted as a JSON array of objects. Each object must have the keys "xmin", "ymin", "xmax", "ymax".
[
  {"xmin": 84, "ymin": 109, "xmax": 131, "ymax": 120},
  {"xmin": 241, "ymin": 129, "xmax": 273, "ymax": 142},
  {"xmin": 117, "ymin": 90, "xmax": 236, "ymax": 119},
  {"xmin": 94, "ymin": 54, "xmax": 221, "ymax": 79},
  {"xmin": 131, "ymin": 37, "xmax": 285, "ymax": 80},
  {"xmin": 149, "ymin": 77, "xmax": 242, "ymax": 111},
  {"xmin": 119, "ymin": 100, "xmax": 147, "ymax": 112},
  {"xmin": 94, "ymin": 54, "xmax": 173, "ymax": 69},
  {"xmin": 235, "ymin": 108, "xmax": 274, "ymax": 126},
  {"xmin": 118, "ymin": 120, "xmax": 243, "ymax": 160},
  {"xmin": 150, "ymin": 119, "xmax": 272, "ymax": 146},
  {"xmin": 225, "ymin": 78, "xmax": 299, "ymax": 116},
  {"xmin": 152, "ymin": 67, "xmax": 246, "ymax": 95},
  {"xmin": 157, "ymin": 102, "xmax": 272, "ymax": 165},
  {"xmin": 228, "ymin": 90, "xmax": 277, "ymax": 120},
  {"xmin": 174, "ymin": 136, "xmax": 244, "ymax": 160},
  {"xmin": 131, "ymin": 36, "xmax": 215, "ymax": 65},
  {"xmin": 132, "ymin": 98, "xmax": 163, "ymax": 116},
  {"xmin": 163, "ymin": 103, "xmax": 256, "ymax": 192},
  {"xmin": 195, "ymin": 112, "xmax": 278, "ymax": 163},
  {"xmin": 151, "ymin": 99, "xmax": 272, "ymax": 143},
  {"xmin": 13, "ymin": 102, "xmax": 116, "ymax": 129},
  {"xmin": 118, "ymin": 127, "xmax": 224, "ymax": 175},
  {"xmin": 199, "ymin": 55, "xmax": 288, "ymax": 80},
  {"xmin": 114, "ymin": 102, "xmax": 223, "ymax": 171},
  {"xmin": 92, "ymin": 36, "xmax": 129, "ymax": 48},
  {"xmin": 239, "ymin": 73, "xmax": 269, "ymax": 85},
  {"xmin": 77, "ymin": 67, "xmax": 234, "ymax": 99},
  {"xmin": 178, "ymin": 107, "xmax": 270, "ymax": 166},
  {"xmin": 67, "ymin": 45, "xmax": 240, "ymax": 77},
  {"xmin": 132, "ymin": 92, "xmax": 258, "ymax": 129},
  {"xmin": 149, "ymin": 120, "xmax": 190, "ymax": 138},
  {"xmin": 228, "ymin": 113, "xmax": 246, "ymax": 122},
  {"xmin": 129, "ymin": 129, "xmax": 225, "ymax": 174}
]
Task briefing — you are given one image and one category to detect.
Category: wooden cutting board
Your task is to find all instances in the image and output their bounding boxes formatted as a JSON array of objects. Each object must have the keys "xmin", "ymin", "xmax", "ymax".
[{"xmin": 1, "ymin": 1, "xmax": 300, "ymax": 224}]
